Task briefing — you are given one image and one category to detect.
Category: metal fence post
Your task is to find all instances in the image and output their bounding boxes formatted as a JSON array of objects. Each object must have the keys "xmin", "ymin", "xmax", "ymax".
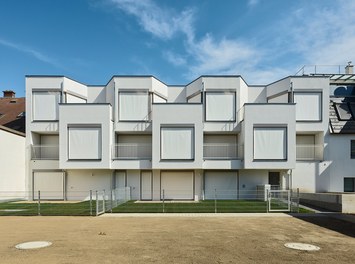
[
  {"xmin": 110, "ymin": 188, "xmax": 113, "ymax": 213},
  {"xmin": 38, "ymin": 190, "xmax": 41, "ymax": 216},
  {"xmin": 162, "ymin": 189, "xmax": 165, "ymax": 213},
  {"xmin": 297, "ymin": 188, "xmax": 300, "ymax": 213},
  {"xmin": 214, "ymin": 189, "xmax": 217, "ymax": 213},
  {"xmin": 103, "ymin": 189, "xmax": 106, "ymax": 213},
  {"xmin": 96, "ymin": 190, "xmax": 98, "ymax": 216},
  {"xmin": 90, "ymin": 190, "xmax": 93, "ymax": 216},
  {"xmin": 266, "ymin": 189, "xmax": 269, "ymax": 213}
]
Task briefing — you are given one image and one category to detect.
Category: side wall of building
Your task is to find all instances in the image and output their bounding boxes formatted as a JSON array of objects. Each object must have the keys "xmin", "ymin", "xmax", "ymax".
[{"xmin": 0, "ymin": 129, "xmax": 25, "ymax": 199}]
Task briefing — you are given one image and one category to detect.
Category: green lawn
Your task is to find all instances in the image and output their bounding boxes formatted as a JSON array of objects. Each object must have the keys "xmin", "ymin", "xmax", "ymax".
[
  {"xmin": 112, "ymin": 200, "xmax": 313, "ymax": 213},
  {"xmin": 0, "ymin": 201, "xmax": 94, "ymax": 216},
  {"xmin": 0, "ymin": 200, "xmax": 312, "ymax": 216}
]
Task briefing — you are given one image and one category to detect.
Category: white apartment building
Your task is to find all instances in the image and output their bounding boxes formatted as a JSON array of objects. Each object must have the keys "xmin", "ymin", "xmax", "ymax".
[{"xmin": 25, "ymin": 67, "xmax": 355, "ymax": 200}]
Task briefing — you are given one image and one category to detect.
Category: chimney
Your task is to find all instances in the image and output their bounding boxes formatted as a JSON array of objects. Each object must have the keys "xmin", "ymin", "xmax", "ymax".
[
  {"xmin": 345, "ymin": 61, "xmax": 353, "ymax": 74},
  {"xmin": 2, "ymin": 90, "xmax": 16, "ymax": 98}
]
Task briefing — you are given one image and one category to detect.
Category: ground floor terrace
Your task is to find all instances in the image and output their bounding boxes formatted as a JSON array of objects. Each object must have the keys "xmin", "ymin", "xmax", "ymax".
[{"xmin": 27, "ymin": 169, "xmax": 291, "ymax": 201}]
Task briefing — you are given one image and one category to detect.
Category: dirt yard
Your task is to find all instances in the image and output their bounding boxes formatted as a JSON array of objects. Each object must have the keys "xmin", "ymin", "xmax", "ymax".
[{"xmin": 0, "ymin": 214, "xmax": 354, "ymax": 264}]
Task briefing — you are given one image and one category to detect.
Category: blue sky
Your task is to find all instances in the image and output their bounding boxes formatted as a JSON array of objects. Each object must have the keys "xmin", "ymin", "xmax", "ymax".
[{"xmin": 1, "ymin": 0, "xmax": 354, "ymax": 97}]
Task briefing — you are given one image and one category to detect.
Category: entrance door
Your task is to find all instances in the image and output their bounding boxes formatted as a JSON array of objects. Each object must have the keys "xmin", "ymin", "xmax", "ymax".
[
  {"xmin": 115, "ymin": 171, "xmax": 126, "ymax": 189},
  {"xmin": 268, "ymin": 172, "xmax": 280, "ymax": 189},
  {"xmin": 141, "ymin": 171, "xmax": 152, "ymax": 200}
]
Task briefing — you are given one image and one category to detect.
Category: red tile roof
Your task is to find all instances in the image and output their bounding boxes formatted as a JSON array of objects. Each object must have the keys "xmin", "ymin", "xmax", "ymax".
[{"xmin": 0, "ymin": 97, "xmax": 25, "ymax": 133}]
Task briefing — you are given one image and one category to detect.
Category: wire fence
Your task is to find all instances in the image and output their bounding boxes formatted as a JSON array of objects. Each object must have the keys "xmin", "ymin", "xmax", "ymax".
[
  {"xmin": 96, "ymin": 187, "xmax": 131, "ymax": 216},
  {"xmin": 0, "ymin": 188, "xmax": 300, "ymax": 216},
  {"xmin": 112, "ymin": 188, "xmax": 301, "ymax": 214},
  {"xmin": 0, "ymin": 187, "xmax": 131, "ymax": 216}
]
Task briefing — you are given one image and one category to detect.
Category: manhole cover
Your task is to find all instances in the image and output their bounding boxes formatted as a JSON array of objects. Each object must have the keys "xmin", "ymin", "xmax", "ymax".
[
  {"xmin": 284, "ymin": 243, "xmax": 320, "ymax": 251},
  {"xmin": 15, "ymin": 241, "xmax": 52, "ymax": 250}
]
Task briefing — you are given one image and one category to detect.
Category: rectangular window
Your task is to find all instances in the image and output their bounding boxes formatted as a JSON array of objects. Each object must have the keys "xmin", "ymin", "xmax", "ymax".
[
  {"xmin": 294, "ymin": 92, "xmax": 322, "ymax": 121},
  {"xmin": 351, "ymin": 140, "xmax": 355, "ymax": 159},
  {"xmin": 68, "ymin": 126, "xmax": 101, "ymax": 160},
  {"xmin": 344, "ymin": 178, "xmax": 355, "ymax": 192},
  {"xmin": 205, "ymin": 92, "xmax": 236, "ymax": 121},
  {"xmin": 119, "ymin": 92, "xmax": 149, "ymax": 121},
  {"xmin": 161, "ymin": 127, "xmax": 194, "ymax": 160},
  {"xmin": 32, "ymin": 91, "xmax": 60, "ymax": 121},
  {"xmin": 254, "ymin": 127, "xmax": 287, "ymax": 160}
]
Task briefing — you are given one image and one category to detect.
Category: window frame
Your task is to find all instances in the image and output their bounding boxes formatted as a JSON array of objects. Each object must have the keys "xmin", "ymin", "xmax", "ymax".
[
  {"xmin": 344, "ymin": 178, "xmax": 355, "ymax": 192},
  {"xmin": 160, "ymin": 126, "xmax": 195, "ymax": 161},
  {"xmin": 253, "ymin": 126, "xmax": 288, "ymax": 161},
  {"xmin": 67, "ymin": 125, "xmax": 102, "ymax": 161},
  {"xmin": 118, "ymin": 91, "xmax": 150, "ymax": 122},
  {"xmin": 32, "ymin": 90, "xmax": 61, "ymax": 122},
  {"xmin": 351, "ymin": 140, "xmax": 355, "ymax": 159},
  {"xmin": 204, "ymin": 91, "xmax": 236, "ymax": 122},
  {"xmin": 293, "ymin": 91, "xmax": 323, "ymax": 122}
]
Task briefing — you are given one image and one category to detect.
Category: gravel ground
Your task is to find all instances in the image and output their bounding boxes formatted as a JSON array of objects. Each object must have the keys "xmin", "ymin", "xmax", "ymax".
[{"xmin": 0, "ymin": 215, "xmax": 354, "ymax": 264}]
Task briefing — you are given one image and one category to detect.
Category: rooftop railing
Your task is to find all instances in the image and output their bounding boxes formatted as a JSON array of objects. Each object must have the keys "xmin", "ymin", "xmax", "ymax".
[{"xmin": 295, "ymin": 64, "xmax": 348, "ymax": 76}]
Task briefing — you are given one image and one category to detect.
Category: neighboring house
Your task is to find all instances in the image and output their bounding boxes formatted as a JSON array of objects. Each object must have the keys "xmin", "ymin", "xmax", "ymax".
[
  {"xmin": 0, "ymin": 125, "xmax": 25, "ymax": 200},
  {"xmin": 25, "ymin": 66, "xmax": 355, "ymax": 201},
  {"xmin": 0, "ymin": 90, "xmax": 26, "ymax": 133}
]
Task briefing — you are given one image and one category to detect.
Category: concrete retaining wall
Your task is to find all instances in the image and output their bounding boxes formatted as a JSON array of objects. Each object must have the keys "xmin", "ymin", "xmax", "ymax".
[{"xmin": 300, "ymin": 193, "xmax": 355, "ymax": 213}]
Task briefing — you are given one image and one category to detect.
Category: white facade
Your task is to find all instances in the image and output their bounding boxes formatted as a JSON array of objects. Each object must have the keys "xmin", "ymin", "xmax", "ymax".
[
  {"xmin": 0, "ymin": 126, "xmax": 25, "ymax": 200},
  {"xmin": 25, "ymin": 74, "xmax": 355, "ymax": 200}
]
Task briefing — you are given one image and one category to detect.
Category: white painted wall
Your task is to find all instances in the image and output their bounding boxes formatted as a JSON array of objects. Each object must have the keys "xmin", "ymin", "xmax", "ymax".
[
  {"xmin": 167, "ymin": 86, "xmax": 186, "ymax": 102},
  {"xmin": 88, "ymin": 86, "xmax": 106, "ymax": 103},
  {"xmin": 248, "ymin": 86, "xmax": 266, "ymax": 103},
  {"xmin": 243, "ymin": 104, "xmax": 296, "ymax": 169},
  {"xmin": 0, "ymin": 128, "xmax": 25, "ymax": 199},
  {"xmin": 66, "ymin": 169, "xmax": 112, "ymax": 200},
  {"xmin": 266, "ymin": 77, "xmax": 290, "ymax": 98},
  {"xmin": 186, "ymin": 77, "xmax": 203, "ymax": 98},
  {"xmin": 292, "ymin": 162, "xmax": 317, "ymax": 192},
  {"xmin": 152, "ymin": 104, "xmax": 203, "ymax": 169},
  {"xmin": 325, "ymin": 133, "xmax": 355, "ymax": 192},
  {"xmin": 152, "ymin": 77, "xmax": 168, "ymax": 98},
  {"xmin": 268, "ymin": 93, "xmax": 288, "ymax": 103},
  {"xmin": 59, "ymin": 104, "xmax": 112, "ymax": 169},
  {"xmin": 292, "ymin": 77, "xmax": 329, "ymax": 132},
  {"xmin": 63, "ymin": 77, "xmax": 87, "ymax": 98}
]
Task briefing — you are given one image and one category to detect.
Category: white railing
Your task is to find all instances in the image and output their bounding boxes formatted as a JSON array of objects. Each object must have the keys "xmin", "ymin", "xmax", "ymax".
[
  {"xmin": 112, "ymin": 143, "xmax": 152, "ymax": 160},
  {"xmin": 203, "ymin": 143, "xmax": 241, "ymax": 159},
  {"xmin": 295, "ymin": 64, "xmax": 347, "ymax": 75},
  {"xmin": 296, "ymin": 144, "xmax": 323, "ymax": 160},
  {"xmin": 31, "ymin": 145, "xmax": 59, "ymax": 160}
]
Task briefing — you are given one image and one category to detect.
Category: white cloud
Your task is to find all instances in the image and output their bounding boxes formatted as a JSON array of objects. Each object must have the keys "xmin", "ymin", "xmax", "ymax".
[
  {"xmin": 0, "ymin": 38, "xmax": 60, "ymax": 67},
  {"xmin": 108, "ymin": 0, "xmax": 355, "ymax": 84},
  {"xmin": 187, "ymin": 34, "xmax": 258, "ymax": 76},
  {"xmin": 163, "ymin": 51, "xmax": 186, "ymax": 66},
  {"xmin": 278, "ymin": 1, "xmax": 355, "ymax": 67},
  {"xmin": 109, "ymin": 0, "xmax": 260, "ymax": 80},
  {"xmin": 109, "ymin": 0, "xmax": 195, "ymax": 41}
]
